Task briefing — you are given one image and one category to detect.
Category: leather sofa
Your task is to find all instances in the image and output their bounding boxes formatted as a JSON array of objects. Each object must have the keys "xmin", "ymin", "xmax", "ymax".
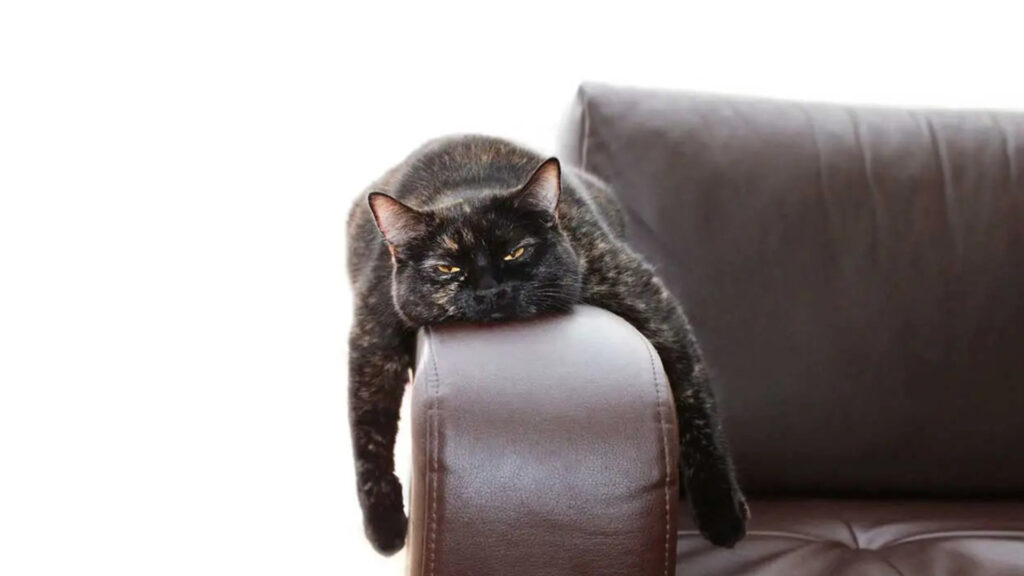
[{"xmin": 405, "ymin": 84, "xmax": 1024, "ymax": 575}]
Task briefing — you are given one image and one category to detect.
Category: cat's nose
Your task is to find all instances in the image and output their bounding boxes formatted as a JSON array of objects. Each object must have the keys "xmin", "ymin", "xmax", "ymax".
[
  {"xmin": 473, "ymin": 287, "xmax": 510, "ymax": 305},
  {"xmin": 476, "ymin": 274, "xmax": 499, "ymax": 291}
]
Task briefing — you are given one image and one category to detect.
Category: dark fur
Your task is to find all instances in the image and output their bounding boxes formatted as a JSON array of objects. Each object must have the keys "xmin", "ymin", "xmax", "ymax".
[{"xmin": 346, "ymin": 135, "xmax": 748, "ymax": 555}]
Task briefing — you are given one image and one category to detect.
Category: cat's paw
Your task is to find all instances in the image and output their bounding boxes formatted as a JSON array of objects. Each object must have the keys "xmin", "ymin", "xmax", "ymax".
[
  {"xmin": 359, "ymin": 473, "xmax": 408, "ymax": 556},
  {"xmin": 690, "ymin": 478, "xmax": 749, "ymax": 548}
]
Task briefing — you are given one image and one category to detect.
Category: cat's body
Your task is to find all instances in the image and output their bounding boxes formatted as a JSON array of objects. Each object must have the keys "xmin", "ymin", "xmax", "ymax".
[{"xmin": 347, "ymin": 135, "xmax": 747, "ymax": 555}]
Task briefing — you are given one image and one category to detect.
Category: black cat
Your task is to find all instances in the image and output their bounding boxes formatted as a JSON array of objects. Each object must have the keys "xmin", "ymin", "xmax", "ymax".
[{"xmin": 346, "ymin": 135, "xmax": 748, "ymax": 555}]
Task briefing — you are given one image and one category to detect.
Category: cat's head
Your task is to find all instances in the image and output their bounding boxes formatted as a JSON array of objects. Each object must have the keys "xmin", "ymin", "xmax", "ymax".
[{"xmin": 368, "ymin": 158, "xmax": 581, "ymax": 325}]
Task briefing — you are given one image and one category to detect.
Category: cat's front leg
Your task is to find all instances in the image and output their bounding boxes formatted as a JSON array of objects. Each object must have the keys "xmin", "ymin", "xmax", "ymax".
[
  {"xmin": 348, "ymin": 311, "xmax": 416, "ymax": 555},
  {"xmin": 584, "ymin": 251, "xmax": 748, "ymax": 548}
]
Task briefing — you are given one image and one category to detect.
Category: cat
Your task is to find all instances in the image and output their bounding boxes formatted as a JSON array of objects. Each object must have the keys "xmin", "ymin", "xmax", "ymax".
[{"xmin": 346, "ymin": 135, "xmax": 748, "ymax": 555}]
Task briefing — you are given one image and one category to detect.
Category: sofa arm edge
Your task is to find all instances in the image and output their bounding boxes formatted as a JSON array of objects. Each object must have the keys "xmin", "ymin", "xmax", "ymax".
[{"xmin": 408, "ymin": 305, "xmax": 679, "ymax": 576}]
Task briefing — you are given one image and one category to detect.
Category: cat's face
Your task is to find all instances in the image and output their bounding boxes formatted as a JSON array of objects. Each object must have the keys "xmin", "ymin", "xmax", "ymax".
[{"xmin": 369, "ymin": 158, "xmax": 581, "ymax": 325}]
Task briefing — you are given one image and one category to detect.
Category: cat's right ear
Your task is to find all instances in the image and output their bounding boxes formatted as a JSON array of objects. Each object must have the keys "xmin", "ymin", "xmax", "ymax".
[
  {"xmin": 368, "ymin": 193, "xmax": 426, "ymax": 247},
  {"xmin": 515, "ymin": 157, "xmax": 561, "ymax": 216}
]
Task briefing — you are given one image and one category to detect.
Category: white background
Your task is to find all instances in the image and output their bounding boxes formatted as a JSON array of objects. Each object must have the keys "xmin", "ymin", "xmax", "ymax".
[{"xmin": 1, "ymin": 1, "xmax": 1022, "ymax": 574}]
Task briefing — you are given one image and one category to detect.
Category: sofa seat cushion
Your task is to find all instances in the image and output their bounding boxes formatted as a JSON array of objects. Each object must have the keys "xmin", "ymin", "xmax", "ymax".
[{"xmin": 677, "ymin": 499, "xmax": 1024, "ymax": 575}]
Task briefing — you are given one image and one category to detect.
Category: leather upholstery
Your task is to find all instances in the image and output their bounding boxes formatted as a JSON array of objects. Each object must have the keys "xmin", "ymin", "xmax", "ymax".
[
  {"xmin": 677, "ymin": 500, "xmax": 1024, "ymax": 576},
  {"xmin": 406, "ymin": 85, "xmax": 1024, "ymax": 576},
  {"xmin": 561, "ymin": 83, "xmax": 1024, "ymax": 497},
  {"xmin": 408, "ymin": 305, "xmax": 679, "ymax": 576}
]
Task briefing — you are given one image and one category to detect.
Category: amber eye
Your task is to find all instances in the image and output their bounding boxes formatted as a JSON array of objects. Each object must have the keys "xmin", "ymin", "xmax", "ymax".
[
  {"xmin": 437, "ymin": 264, "xmax": 460, "ymax": 274},
  {"xmin": 504, "ymin": 247, "xmax": 526, "ymax": 261}
]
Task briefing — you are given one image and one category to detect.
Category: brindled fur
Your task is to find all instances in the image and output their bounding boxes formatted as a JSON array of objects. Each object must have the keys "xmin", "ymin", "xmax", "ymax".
[{"xmin": 346, "ymin": 135, "xmax": 748, "ymax": 555}]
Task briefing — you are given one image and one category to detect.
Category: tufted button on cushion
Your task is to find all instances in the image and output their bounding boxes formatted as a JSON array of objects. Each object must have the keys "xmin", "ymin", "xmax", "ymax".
[{"xmin": 676, "ymin": 500, "xmax": 1024, "ymax": 575}]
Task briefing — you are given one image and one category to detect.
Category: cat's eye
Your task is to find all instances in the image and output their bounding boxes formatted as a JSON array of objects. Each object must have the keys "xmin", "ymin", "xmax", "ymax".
[
  {"xmin": 437, "ymin": 264, "xmax": 460, "ymax": 274},
  {"xmin": 504, "ymin": 247, "xmax": 526, "ymax": 261}
]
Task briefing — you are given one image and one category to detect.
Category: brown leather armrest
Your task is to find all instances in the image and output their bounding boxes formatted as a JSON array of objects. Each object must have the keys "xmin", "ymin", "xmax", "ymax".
[{"xmin": 408, "ymin": 305, "xmax": 679, "ymax": 576}]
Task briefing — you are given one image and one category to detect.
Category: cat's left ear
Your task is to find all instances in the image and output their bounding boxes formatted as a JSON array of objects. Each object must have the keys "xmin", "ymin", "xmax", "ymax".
[
  {"xmin": 368, "ymin": 192, "xmax": 427, "ymax": 247},
  {"xmin": 515, "ymin": 157, "xmax": 561, "ymax": 216}
]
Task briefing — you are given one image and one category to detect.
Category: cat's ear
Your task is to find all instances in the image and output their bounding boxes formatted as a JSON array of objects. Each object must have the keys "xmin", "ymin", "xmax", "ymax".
[
  {"xmin": 515, "ymin": 157, "xmax": 561, "ymax": 215},
  {"xmin": 368, "ymin": 193, "xmax": 426, "ymax": 246}
]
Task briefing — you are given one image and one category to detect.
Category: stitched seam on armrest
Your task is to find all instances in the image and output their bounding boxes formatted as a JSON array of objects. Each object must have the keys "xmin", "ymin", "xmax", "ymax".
[
  {"xmin": 642, "ymin": 337, "xmax": 671, "ymax": 576},
  {"xmin": 426, "ymin": 328, "xmax": 441, "ymax": 576}
]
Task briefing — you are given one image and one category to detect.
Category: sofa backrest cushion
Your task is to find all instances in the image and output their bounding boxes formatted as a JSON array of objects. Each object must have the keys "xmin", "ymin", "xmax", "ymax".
[{"xmin": 560, "ymin": 83, "xmax": 1024, "ymax": 497}]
